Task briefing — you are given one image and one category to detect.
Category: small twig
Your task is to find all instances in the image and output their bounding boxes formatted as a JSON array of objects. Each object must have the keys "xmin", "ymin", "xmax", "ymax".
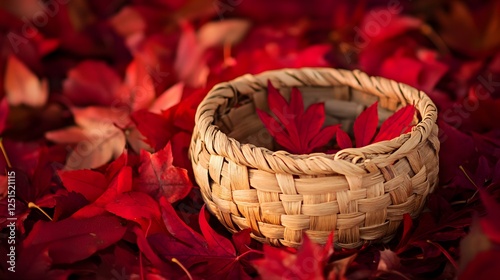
[
  {"xmin": 426, "ymin": 240, "xmax": 458, "ymax": 270},
  {"xmin": 420, "ymin": 24, "xmax": 451, "ymax": 55},
  {"xmin": 28, "ymin": 202, "xmax": 53, "ymax": 221},
  {"xmin": 0, "ymin": 138, "xmax": 12, "ymax": 168},
  {"xmin": 172, "ymin": 258, "xmax": 193, "ymax": 280}
]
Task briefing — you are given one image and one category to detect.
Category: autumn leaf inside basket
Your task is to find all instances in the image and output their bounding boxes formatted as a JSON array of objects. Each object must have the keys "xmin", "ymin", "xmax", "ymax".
[{"xmin": 256, "ymin": 81, "xmax": 417, "ymax": 154}]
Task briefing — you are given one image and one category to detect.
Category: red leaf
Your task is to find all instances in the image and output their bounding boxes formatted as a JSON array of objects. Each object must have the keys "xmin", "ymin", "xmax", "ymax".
[
  {"xmin": 159, "ymin": 197, "xmax": 206, "ymax": 246},
  {"xmin": 22, "ymin": 215, "xmax": 127, "ymax": 264},
  {"xmin": 336, "ymin": 128, "xmax": 353, "ymax": 149},
  {"xmin": 253, "ymin": 233, "xmax": 334, "ymax": 280},
  {"xmin": 131, "ymin": 109, "xmax": 175, "ymax": 151},
  {"xmin": 459, "ymin": 250, "xmax": 500, "ymax": 280},
  {"xmin": 232, "ymin": 228, "xmax": 254, "ymax": 255},
  {"xmin": 438, "ymin": 120, "xmax": 475, "ymax": 183},
  {"xmin": 58, "ymin": 169, "xmax": 108, "ymax": 202},
  {"xmin": 308, "ymin": 124, "xmax": 340, "ymax": 151},
  {"xmin": 478, "ymin": 188, "xmax": 500, "ymax": 243},
  {"xmin": 63, "ymin": 60, "xmax": 122, "ymax": 107},
  {"xmin": 256, "ymin": 109, "xmax": 296, "ymax": 150},
  {"xmin": 396, "ymin": 213, "xmax": 413, "ymax": 253},
  {"xmin": 72, "ymin": 166, "xmax": 133, "ymax": 218},
  {"xmin": 353, "ymin": 101, "xmax": 379, "ymax": 147},
  {"xmin": 258, "ymin": 82, "xmax": 338, "ymax": 154},
  {"xmin": 105, "ymin": 151, "xmax": 128, "ymax": 181},
  {"xmin": 135, "ymin": 143, "xmax": 192, "ymax": 203},
  {"xmin": 0, "ymin": 98, "xmax": 8, "ymax": 134},
  {"xmin": 199, "ymin": 205, "xmax": 235, "ymax": 256},
  {"xmin": 289, "ymin": 87, "xmax": 305, "ymax": 115},
  {"xmin": 105, "ymin": 191, "xmax": 164, "ymax": 234},
  {"xmin": 374, "ymin": 105, "xmax": 416, "ymax": 142}
]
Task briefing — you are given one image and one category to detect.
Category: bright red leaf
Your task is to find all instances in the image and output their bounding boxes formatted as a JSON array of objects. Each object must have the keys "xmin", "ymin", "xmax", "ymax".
[
  {"xmin": 374, "ymin": 104, "xmax": 416, "ymax": 142},
  {"xmin": 105, "ymin": 191, "xmax": 165, "ymax": 234},
  {"xmin": 58, "ymin": 169, "xmax": 108, "ymax": 202},
  {"xmin": 353, "ymin": 101, "xmax": 379, "ymax": 147}
]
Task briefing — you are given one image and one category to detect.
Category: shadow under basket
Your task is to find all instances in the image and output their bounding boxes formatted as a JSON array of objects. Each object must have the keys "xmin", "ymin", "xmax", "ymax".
[{"xmin": 189, "ymin": 68, "xmax": 439, "ymax": 249}]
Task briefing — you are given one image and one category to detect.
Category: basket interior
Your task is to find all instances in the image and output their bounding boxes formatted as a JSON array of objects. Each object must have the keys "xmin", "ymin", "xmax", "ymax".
[{"xmin": 215, "ymin": 85, "xmax": 419, "ymax": 152}]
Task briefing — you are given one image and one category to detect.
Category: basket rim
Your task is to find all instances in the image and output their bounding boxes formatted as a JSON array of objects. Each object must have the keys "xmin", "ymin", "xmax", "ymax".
[{"xmin": 192, "ymin": 67, "xmax": 438, "ymax": 176}]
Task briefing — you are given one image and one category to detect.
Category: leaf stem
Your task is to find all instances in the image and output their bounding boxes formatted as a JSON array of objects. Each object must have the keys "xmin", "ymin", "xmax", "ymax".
[
  {"xmin": 0, "ymin": 138, "xmax": 12, "ymax": 168},
  {"xmin": 28, "ymin": 202, "xmax": 53, "ymax": 221},
  {"xmin": 420, "ymin": 24, "xmax": 451, "ymax": 55},
  {"xmin": 236, "ymin": 248, "xmax": 264, "ymax": 261},
  {"xmin": 172, "ymin": 258, "xmax": 193, "ymax": 280},
  {"xmin": 426, "ymin": 240, "xmax": 458, "ymax": 270},
  {"xmin": 459, "ymin": 165, "xmax": 478, "ymax": 189}
]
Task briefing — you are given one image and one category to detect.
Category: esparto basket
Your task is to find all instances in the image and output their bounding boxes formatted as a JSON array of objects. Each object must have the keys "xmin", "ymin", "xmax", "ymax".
[{"xmin": 189, "ymin": 68, "xmax": 439, "ymax": 248}]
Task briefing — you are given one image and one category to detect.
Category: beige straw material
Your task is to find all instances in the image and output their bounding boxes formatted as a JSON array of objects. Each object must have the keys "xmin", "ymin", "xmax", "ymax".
[{"xmin": 189, "ymin": 68, "xmax": 439, "ymax": 248}]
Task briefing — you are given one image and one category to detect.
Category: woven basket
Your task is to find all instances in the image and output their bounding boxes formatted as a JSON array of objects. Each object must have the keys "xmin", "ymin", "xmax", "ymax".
[{"xmin": 189, "ymin": 68, "xmax": 439, "ymax": 248}]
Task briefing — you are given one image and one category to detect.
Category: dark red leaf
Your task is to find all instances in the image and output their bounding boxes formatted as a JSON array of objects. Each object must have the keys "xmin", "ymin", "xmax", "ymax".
[
  {"xmin": 478, "ymin": 188, "xmax": 500, "ymax": 243},
  {"xmin": 0, "ymin": 98, "xmax": 8, "ymax": 134},
  {"xmin": 438, "ymin": 120, "xmax": 475, "ymax": 183},
  {"xmin": 159, "ymin": 197, "xmax": 206, "ymax": 245},
  {"xmin": 199, "ymin": 205, "xmax": 236, "ymax": 256},
  {"xmin": 353, "ymin": 101, "xmax": 379, "ymax": 147},
  {"xmin": 459, "ymin": 250, "xmax": 500, "ymax": 280},
  {"xmin": 396, "ymin": 213, "xmax": 413, "ymax": 253},
  {"xmin": 22, "ymin": 215, "xmax": 127, "ymax": 264}
]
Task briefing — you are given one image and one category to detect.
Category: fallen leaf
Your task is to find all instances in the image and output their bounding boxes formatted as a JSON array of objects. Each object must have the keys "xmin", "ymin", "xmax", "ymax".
[
  {"xmin": 253, "ymin": 233, "xmax": 334, "ymax": 280},
  {"xmin": 22, "ymin": 215, "xmax": 127, "ymax": 264},
  {"xmin": 4, "ymin": 55, "xmax": 48, "ymax": 107},
  {"xmin": 135, "ymin": 143, "xmax": 192, "ymax": 203},
  {"xmin": 58, "ymin": 169, "xmax": 108, "ymax": 202},
  {"xmin": 105, "ymin": 191, "xmax": 165, "ymax": 234}
]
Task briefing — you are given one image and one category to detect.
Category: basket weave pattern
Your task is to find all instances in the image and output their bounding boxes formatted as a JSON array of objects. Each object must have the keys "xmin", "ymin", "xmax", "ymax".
[{"xmin": 189, "ymin": 68, "xmax": 439, "ymax": 248}]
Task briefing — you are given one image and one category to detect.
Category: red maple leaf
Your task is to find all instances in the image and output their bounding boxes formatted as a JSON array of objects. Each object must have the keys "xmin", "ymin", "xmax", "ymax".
[
  {"xmin": 149, "ymin": 201, "xmax": 258, "ymax": 279},
  {"xmin": 252, "ymin": 233, "xmax": 334, "ymax": 280},
  {"xmin": 337, "ymin": 102, "xmax": 416, "ymax": 148},
  {"xmin": 22, "ymin": 215, "xmax": 127, "ymax": 264},
  {"xmin": 134, "ymin": 142, "xmax": 192, "ymax": 203},
  {"xmin": 257, "ymin": 81, "xmax": 340, "ymax": 154}
]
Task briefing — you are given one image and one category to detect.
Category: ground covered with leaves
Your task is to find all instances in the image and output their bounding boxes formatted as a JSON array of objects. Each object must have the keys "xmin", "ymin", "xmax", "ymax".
[{"xmin": 0, "ymin": 0, "xmax": 500, "ymax": 279}]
